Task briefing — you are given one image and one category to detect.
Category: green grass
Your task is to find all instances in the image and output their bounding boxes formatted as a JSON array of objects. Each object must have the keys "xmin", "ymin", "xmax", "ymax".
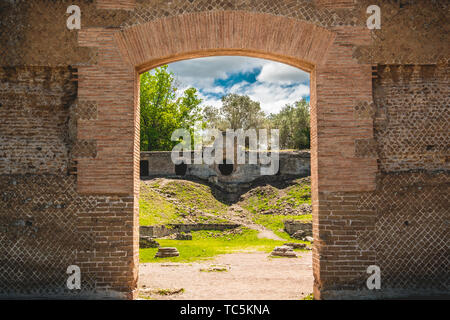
[
  {"xmin": 140, "ymin": 228, "xmax": 295, "ymax": 263},
  {"xmin": 139, "ymin": 178, "xmax": 313, "ymax": 262},
  {"xmin": 238, "ymin": 179, "xmax": 312, "ymax": 240},
  {"xmin": 279, "ymin": 183, "xmax": 311, "ymax": 207}
]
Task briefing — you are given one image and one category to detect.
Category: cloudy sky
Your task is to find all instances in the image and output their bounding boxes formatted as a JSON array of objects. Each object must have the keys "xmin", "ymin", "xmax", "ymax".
[{"xmin": 166, "ymin": 56, "xmax": 310, "ymax": 115}]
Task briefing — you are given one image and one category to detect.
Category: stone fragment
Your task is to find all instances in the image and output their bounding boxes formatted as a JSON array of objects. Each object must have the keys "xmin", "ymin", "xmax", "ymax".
[
  {"xmin": 200, "ymin": 264, "xmax": 229, "ymax": 272},
  {"xmin": 284, "ymin": 220, "xmax": 312, "ymax": 238}
]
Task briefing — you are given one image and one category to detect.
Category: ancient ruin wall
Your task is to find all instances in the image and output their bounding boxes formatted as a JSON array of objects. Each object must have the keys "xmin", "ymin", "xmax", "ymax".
[{"xmin": 0, "ymin": 0, "xmax": 448, "ymax": 299}]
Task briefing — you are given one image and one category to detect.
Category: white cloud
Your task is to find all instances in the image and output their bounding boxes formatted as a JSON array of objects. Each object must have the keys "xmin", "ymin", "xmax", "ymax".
[
  {"xmin": 232, "ymin": 81, "xmax": 310, "ymax": 114},
  {"xmin": 197, "ymin": 92, "xmax": 222, "ymax": 109},
  {"xmin": 167, "ymin": 56, "xmax": 265, "ymax": 89},
  {"xmin": 229, "ymin": 81, "xmax": 250, "ymax": 94}
]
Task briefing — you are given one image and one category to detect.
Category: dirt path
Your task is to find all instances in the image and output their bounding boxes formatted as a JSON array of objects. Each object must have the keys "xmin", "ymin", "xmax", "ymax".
[{"xmin": 139, "ymin": 251, "xmax": 313, "ymax": 300}]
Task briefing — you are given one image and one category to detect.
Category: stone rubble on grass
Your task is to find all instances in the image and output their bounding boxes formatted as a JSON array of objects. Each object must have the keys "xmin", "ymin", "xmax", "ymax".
[
  {"xmin": 139, "ymin": 236, "xmax": 160, "ymax": 248},
  {"xmin": 270, "ymin": 245, "xmax": 297, "ymax": 258},
  {"xmin": 155, "ymin": 247, "xmax": 180, "ymax": 258}
]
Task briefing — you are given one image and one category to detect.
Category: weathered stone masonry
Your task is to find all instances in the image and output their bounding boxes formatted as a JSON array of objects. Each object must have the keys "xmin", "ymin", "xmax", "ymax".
[{"xmin": 0, "ymin": 0, "xmax": 448, "ymax": 299}]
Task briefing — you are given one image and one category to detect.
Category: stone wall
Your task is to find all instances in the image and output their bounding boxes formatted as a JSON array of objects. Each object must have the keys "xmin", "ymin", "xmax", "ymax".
[{"xmin": 0, "ymin": 0, "xmax": 448, "ymax": 299}]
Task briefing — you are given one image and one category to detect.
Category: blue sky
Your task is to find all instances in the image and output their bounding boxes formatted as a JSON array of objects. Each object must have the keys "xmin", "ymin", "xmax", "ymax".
[{"xmin": 166, "ymin": 56, "xmax": 310, "ymax": 114}]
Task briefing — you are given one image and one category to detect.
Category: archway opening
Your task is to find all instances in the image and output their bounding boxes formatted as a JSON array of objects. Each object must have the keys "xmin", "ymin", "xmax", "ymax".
[{"xmin": 138, "ymin": 55, "xmax": 313, "ymax": 300}]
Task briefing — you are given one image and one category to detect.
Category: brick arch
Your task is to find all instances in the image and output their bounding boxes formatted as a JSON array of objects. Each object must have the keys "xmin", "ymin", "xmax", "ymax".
[
  {"xmin": 114, "ymin": 11, "xmax": 336, "ymax": 73},
  {"xmin": 76, "ymin": 9, "xmax": 377, "ymax": 299}
]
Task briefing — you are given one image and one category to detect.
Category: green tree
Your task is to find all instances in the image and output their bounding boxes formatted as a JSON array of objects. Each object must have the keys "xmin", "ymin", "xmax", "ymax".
[
  {"xmin": 140, "ymin": 65, "xmax": 203, "ymax": 151},
  {"xmin": 269, "ymin": 99, "xmax": 310, "ymax": 150}
]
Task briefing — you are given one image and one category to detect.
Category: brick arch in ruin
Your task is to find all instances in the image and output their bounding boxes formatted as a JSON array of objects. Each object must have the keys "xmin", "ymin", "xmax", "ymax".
[{"xmin": 75, "ymin": 8, "xmax": 376, "ymax": 299}]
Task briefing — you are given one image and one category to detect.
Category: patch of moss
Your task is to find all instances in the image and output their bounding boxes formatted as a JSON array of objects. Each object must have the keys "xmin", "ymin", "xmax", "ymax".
[{"xmin": 155, "ymin": 288, "xmax": 185, "ymax": 296}]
